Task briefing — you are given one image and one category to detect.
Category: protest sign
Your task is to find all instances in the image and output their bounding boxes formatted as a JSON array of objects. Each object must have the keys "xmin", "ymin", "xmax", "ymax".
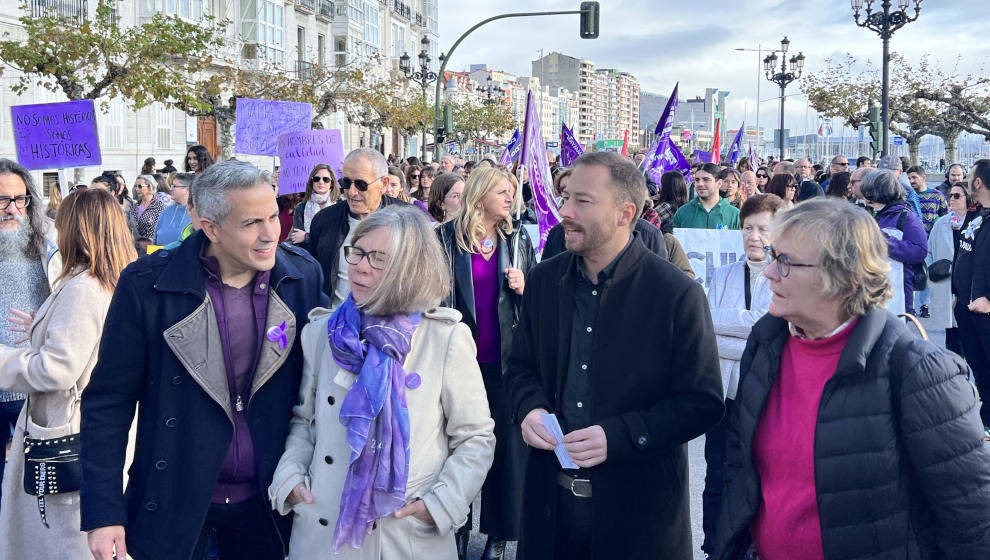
[
  {"xmin": 276, "ymin": 129, "xmax": 345, "ymax": 196},
  {"xmin": 673, "ymin": 228, "xmax": 744, "ymax": 292},
  {"xmin": 11, "ymin": 100, "xmax": 102, "ymax": 170},
  {"xmin": 234, "ymin": 98, "xmax": 312, "ymax": 156}
]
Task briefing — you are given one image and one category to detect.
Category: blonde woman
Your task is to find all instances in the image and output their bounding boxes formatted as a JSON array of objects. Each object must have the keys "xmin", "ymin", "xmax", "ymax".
[
  {"xmin": 0, "ymin": 188, "xmax": 136, "ymax": 558},
  {"xmin": 436, "ymin": 167, "xmax": 536, "ymax": 559},
  {"xmin": 270, "ymin": 206, "xmax": 494, "ymax": 559}
]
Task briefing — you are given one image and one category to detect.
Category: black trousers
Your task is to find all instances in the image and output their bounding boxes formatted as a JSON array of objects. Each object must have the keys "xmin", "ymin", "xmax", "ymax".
[
  {"xmin": 955, "ymin": 302, "xmax": 990, "ymax": 425},
  {"xmin": 478, "ymin": 361, "xmax": 528, "ymax": 539},
  {"xmin": 554, "ymin": 485, "xmax": 592, "ymax": 560},
  {"xmin": 191, "ymin": 497, "xmax": 284, "ymax": 560},
  {"xmin": 702, "ymin": 398, "xmax": 733, "ymax": 554},
  {"xmin": 0, "ymin": 399, "xmax": 24, "ymax": 507}
]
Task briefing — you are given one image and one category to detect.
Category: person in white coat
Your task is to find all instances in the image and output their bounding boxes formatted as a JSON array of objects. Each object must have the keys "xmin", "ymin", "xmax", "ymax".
[
  {"xmin": 700, "ymin": 193, "xmax": 785, "ymax": 556},
  {"xmin": 269, "ymin": 205, "xmax": 495, "ymax": 560},
  {"xmin": 927, "ymin": 181, "xmax": 973, "ymax": 356}
]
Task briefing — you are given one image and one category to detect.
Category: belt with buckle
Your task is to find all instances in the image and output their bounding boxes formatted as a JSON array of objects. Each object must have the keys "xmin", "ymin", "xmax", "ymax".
[{"xmin": 556, "ymin": 472, "xmax": 592, "ymax": 498}]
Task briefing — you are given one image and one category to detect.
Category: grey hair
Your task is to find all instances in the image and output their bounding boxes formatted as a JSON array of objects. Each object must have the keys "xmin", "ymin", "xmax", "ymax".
[
  {"xmin": 0, "ymin": 158, "xmax": 49, "ymax": 256},
  {"xmin": 573, "ymin": 151, "xmax": 647, "ymax": 230},
  {"xmin": 191, "ymin": 160, "xmax": 272, "ymax": 224},
  {"xmin": 349, "ymin": 205, "xmax": 450, "ymax": 315},
  {"xmin": 344, "ymin": 147, "xmax": 389, "ymax": 178},
  {"xmin": 860, "ymin": 169, "xmax": 905, "ymax": 205},
  {"xmin": 877, "ymin": 155, "xmax": 902, "ymax": 171},
  {"xmin": 136, "ymin": 174, "xmax": 158, "ymax": 192}
]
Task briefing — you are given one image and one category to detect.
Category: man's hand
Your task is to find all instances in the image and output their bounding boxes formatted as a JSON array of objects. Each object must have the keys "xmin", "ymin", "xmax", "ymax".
[
  {"xmin": 520, "ymin": 408, "xmax": 556, "ymax": 450},
  {"xmin": 287, "ymin": 482, "xmax": 314, "ymax": 506},
  {"xmin": 968, "ymin": 296, "xmax": 990, "ymax": 314},
  {"xmin": 394, "ymin": 498, "xmax": 435, "ymax": 526},
  {"xmin": 563, "ymin": 425, "xmax": 607, "ymax": 468},
  {"xmin": 88, "ymin": 525, "xmax": 126, "ymax": 560}
]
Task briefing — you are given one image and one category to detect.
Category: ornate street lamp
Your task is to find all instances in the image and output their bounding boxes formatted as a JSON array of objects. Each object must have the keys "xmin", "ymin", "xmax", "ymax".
[
  {"xmin": 851, "ymin": 0, "xmax": 922, "ymax": 157},
  {"xmin": 400, "ymin": 35, "xmax": 438, "ymax": 159},
  {"xmin": 481, "ymin": 76, "xmax": 504, "ymax": 105},
  {"xmin": 764, "ymin": 37, "xmax": 805, "ymax": 160}
]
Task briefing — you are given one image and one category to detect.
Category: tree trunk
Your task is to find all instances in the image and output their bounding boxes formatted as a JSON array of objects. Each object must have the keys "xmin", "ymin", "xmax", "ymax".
[
  {"xmin": 908, "ymin": 138, "xmax": 922, "ymax": 166},
  {"xmin": 943, "ymin": 131, "xmax": 960, "ymax": 164},
  {"xmin": 218, "ymin": 116, "xmax": 235, "ymax": 160}
]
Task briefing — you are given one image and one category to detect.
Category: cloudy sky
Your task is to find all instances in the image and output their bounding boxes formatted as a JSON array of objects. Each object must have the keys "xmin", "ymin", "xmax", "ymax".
[{"xmin": 438, "ymin": 0, "xmax": 990, "ymax": 141}]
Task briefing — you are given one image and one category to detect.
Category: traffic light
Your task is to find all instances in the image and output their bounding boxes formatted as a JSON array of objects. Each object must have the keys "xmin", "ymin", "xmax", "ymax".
[
  {"xmin": 444, "ymin": 104, "xmax": 454, "ymax": 135},
  {"xmin": 580, "ymin": 2, "xmax": 599, "ymax": 39},
  {"xmin": 868, "ymin": 105, "xmax": 881, "ymax": 158}
]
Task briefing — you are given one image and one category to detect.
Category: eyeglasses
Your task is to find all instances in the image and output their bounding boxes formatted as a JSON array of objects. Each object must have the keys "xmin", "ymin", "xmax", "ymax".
[
  {"xmin": 311, "ymin": 176, "xmax": 334, "ymax": 184},
  {"xmin": 835, "ymin": 162, "xmax": 849, "ymax": 167},
  {"xmin": 343, "ymin": 246, "xmax": 388, "ymax": 270},
  {"xmin": 756, "ymin": 173, "xmax": 769, "ymax": 179},
  {"xmin": 410, "ymin": 174, "xmax": 420, "ymax": 179},
  {"xmin": 950, "ymin": 192, "xmax": 964, "ymax": 200},
  {"xmin": 765, "ymin": 246, "xmax": 817, "ymax": 278},
  {"xmin": 339, "ymin": 176, "xmax": 383, "ymax": 192},
  {"xmin": 0, "ymin": 195, "xmax": 31, "ymax": 210}
]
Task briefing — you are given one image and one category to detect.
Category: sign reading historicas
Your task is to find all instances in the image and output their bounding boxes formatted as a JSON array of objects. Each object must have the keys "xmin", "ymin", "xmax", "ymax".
[
  {"xmin": 276, "ymin": 129, "xmax": 345, "ymax": 196},
  {"xmin": 234, "ymin": 98, "xmax": 313, "ymax": 156},
  {"xmin": 11, "ymin": 100, "xmax": 102, "ymax": 170}
]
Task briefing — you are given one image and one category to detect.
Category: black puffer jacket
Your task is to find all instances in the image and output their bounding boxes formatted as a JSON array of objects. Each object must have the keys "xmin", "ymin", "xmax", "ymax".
[{"xmin": 714, "ymin": 308, "xmax": 990, "ymax": 560}]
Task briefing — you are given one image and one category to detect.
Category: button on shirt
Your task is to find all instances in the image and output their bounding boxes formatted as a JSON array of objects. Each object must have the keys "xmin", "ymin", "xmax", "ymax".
[{"xmin": 560, "ymin": 236, "xmax": 633, "ymax": 435}]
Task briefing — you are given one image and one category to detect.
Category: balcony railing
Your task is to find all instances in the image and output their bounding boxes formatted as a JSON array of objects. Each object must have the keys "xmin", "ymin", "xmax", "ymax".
[
  {"xmin": 391, "ymin": 0, "xmax": 411, "ymax": 20},
  {"xmin": 296, "ymin": 60, "xmax": 315, "ymax": 79},
  {"xmin": 318, "ymin": 0, "xmax": 334, "ymax": 19},
  {"xmin": 296, "ymin": 0, "xmax": 316, "ymax": 12},
  {"xmin": 30, "ymin": 0, "xmax": 87, "ymax": 25}
]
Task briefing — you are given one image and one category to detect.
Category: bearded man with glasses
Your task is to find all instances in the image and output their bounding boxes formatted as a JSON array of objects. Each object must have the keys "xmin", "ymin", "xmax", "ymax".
[{"xmin": 307, "ymin": 148, "xmax": 408, "ymax": 308}]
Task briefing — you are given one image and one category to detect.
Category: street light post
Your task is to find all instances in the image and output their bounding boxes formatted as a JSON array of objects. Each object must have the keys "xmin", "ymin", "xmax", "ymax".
[
  {"xmin": 399, "ymin": 35, "xmax": 438, "ymax": 161},
  {"xmin": 763, "ymin": 37, "xmax": 805, "ymax": 161},
  {"xmin": 851, "ymin": 0, "xmax": 922, "ymax": 158}
]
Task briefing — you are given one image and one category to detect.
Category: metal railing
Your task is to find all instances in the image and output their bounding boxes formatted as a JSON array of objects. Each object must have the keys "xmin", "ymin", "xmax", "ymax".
[
  {"xmin": 318, "ymin": 0, "xmax": 334, "ymax": 18},
  {"xmin": 296, "ymin": 0, "xmax": 316, "ymax": 11},
  {"xmin": 296, "ymin": 60, "xmax": 315, "ymax": 79},
  {"xmin": 391, "ymin": 0, "xmax": 411, "ymax": 19},
  {"xmin": 30, "ymin": 0, "xmax": 87, "ymax": 25}
]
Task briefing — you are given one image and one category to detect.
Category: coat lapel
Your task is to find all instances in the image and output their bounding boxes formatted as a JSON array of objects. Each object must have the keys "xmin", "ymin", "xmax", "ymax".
[
  {"xmin": 453, "ymin": 249, "xmax": 476, "ymax": 323},
  {"xmin": 164, "ymin": 295, "xmax": 233, "ymax": 422},
  {"xmin": 249, "ymin": 291, "xmax": 297, "ymax": 400}
]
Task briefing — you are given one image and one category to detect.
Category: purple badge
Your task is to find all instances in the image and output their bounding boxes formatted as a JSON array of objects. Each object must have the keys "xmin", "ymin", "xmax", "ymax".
[
  {"xmin": 405, "ymin": 373, "xmax": 422, "ymax": 390},
  {"xmin": 266, "ymin": 321, "xmax": 288, "ymax": 350}
]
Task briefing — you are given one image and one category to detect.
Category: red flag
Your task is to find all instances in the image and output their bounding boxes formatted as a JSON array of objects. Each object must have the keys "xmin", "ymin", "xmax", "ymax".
[
  {"xmin": 711, "ymin": 119, "xmax": 721, "ymax": 164},
  {"xmin": 818, "ymin": 124, "xmax": 824, "ymax": 136},
  {"xmin": 620, "ymin": 129, "xmax": 629, "ymax": 157}
]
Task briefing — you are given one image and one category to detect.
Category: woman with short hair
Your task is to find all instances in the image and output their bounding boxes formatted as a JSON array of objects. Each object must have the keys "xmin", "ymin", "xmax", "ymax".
[
  {"xmin": 861, "ymin": 168, "xmax": 928, "ymax": 315},
  {"xmin": 713, "ymin": 198, "xmax": 990, "ymax": 560},
  {"xmin": 0, "ymin": 188, "xmax": 136, "ymax": 558},
  {"xmin": 436, "ymin": 167, "xmax": 536, "ymax": 560},
  {"xmin": 270, "ymin": 205, "xmax": 495, "ymax": 560},
  {"xmin": 130, "ymin": 174, "xmax": 167, "ymax": 242},
  {"xmin": 290, "ymin": 164, "xmax": 339, "ymax": 250},
  {"xmin": 427, "ymin": 173, "xmax": 465, "ymax": 223}
]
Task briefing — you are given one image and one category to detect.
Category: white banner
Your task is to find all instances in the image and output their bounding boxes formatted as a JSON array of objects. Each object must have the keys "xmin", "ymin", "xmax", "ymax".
[{"xmin": 673, "ymin": 228, "xmax": 744, "ymax": 293}]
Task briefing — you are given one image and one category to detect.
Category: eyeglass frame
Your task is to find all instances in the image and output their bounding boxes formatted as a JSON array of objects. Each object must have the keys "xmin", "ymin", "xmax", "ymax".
[
  {"xmin": 339, "ymin": 176, "xmax": 386, "ymax": 192},
  {"xmin": 765, "ymin": 245, "xmax": 817, "ymax": 278},
  {"xmin": 0, "ymin": 194, "xmax": 32, "ymax": 210},
  {"xmin": 310, "ymin": 176, "xmax": 335, "ymax": 184},
  {"xmin": 343, "ymin": 245, "xmax": 389, "ymax": 270}
]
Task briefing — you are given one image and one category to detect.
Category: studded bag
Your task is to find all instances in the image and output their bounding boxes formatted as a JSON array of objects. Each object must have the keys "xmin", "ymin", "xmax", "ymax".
[{"xmin": 22, "ymin": 392, "xmax": 82, "ymax": 528}]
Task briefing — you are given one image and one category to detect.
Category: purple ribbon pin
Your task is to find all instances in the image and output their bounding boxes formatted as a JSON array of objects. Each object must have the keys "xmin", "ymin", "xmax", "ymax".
[
  {"xmin": 266, "ymin": 321, "xmax": 288, "ymax": 350},
  {"xmin": 405, "ymin": 372, "xmax": 422, "ymax": 390}
]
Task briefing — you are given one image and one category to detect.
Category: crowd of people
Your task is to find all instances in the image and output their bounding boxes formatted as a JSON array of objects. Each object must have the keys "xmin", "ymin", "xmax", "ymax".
[{"xmin": 0, "ymin": 139, "xmax": 989, "ymax": 560}]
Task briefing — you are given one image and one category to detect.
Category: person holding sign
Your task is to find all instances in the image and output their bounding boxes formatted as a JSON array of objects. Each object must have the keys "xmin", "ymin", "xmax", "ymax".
[
  {"xmin": 505, "ymin": 151, "xmax": 724, "ymax": 560},
  {"xmin": 700, "ymin": 193, "xmax": 784, "ymax": 556},
  {"xmin": 290, "ymin": 164, "xmax": 339, "ymax": 251}
]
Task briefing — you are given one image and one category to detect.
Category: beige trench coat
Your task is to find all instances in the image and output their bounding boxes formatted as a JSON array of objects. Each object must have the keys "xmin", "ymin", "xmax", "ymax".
[
  {"xmin": 269, "ymin": 306, "xmax": 495, "ymax": 560},
  {"xmin": 0, "ymin": 271, "xmax": 112, "ymax": 559}
]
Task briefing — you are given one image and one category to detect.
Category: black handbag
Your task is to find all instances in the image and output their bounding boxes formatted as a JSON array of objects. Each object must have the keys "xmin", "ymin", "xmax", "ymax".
[
  {"xmin": 928, "ymin": 258, "xmax": 952, "ymax": 282},
  {"xmin": 22, "ymin": 393, "xmax": 82, "ymax": 528}
]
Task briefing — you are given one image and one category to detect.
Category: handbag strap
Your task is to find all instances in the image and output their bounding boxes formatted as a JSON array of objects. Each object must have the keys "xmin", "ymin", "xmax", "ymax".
[{"xmin": 22, "ymin": 383, "xmax": 81, "ymax": 441}]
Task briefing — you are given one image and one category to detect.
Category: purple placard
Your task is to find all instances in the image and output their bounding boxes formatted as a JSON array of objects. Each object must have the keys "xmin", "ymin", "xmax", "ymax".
[
  {"xmin": 234, "ymin": 98, "xmax": 312, "ymax": 156},
  {"xmin": 276, "ymin": 129, "xmax": 345, "ymax": 195},
  {"xmin": 10, "ymin": 100, "xmax": 102, "ymax": 170}
]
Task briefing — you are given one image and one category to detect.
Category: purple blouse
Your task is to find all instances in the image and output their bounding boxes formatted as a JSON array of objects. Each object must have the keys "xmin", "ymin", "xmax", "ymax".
[{"xmin": 471, "ymin": 251, "xmax": 501, "ymax": 364}]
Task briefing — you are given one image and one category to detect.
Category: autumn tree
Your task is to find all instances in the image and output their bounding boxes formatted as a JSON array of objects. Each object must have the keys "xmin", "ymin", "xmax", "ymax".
[{"xmin": 449, "ymin": 99, "xmax": 516, "ymax": 155}]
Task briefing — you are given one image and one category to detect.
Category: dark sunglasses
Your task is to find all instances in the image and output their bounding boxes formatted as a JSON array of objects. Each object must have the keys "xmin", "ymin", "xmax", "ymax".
[
  {"xmin": 338, "ymin": 176, "xmax": 382, "ymax": 192},
  {"xmin": 311, "ymin": 176, "xmax": 334, "ymax": 184},
  {"xmin": 410, "ymin": 174, "xmax": 420, "ymax": 179},
  {"xmin": 950, "ymin": 192, "xmax": 964, "ymax": 200},
  {"xmin": 756, "ymin": 173, "xmax": 769, "ymax": 179}
]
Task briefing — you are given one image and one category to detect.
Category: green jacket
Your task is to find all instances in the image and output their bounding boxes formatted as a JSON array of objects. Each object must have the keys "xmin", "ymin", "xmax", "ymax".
[{"xmin": 671, "ymin": 197, "xmax": 740, "ymax": 230}]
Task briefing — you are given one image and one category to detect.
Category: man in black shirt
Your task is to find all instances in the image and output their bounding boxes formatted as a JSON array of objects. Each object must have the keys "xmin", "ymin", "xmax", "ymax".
[{"xmin": 506, "ymin": 151, "xmax": 723, "ymax": 560}]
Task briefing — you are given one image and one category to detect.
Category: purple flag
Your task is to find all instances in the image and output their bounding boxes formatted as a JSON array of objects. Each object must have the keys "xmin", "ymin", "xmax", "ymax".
[
  {"xmin": 560, "ymin": 123, "xmax": 584, "ymax": 167},
  {"xmin": 694, "ymin": 149, "xmax": 712, "ymax": 163},
  {"xmin": 748, "ymin": 144, "xmax": 759, "ymax": 170},
  {"xmin": 643, "ymin": 83, "xmax": 679, "ymax": 170},
  {"xmin": 648, "ymin": 137, "xmax": 693, "ymax": 187},
  {"xmin": 519, "ymin": 91, "xmax": 560, "ymax": 253},
  {"xmin": 727, "ymin": 122, "xmax": 745, "ymax": 165},
  {"xmin": 499, "ymin": 129, "xmax": 522, "ymax": 166}
]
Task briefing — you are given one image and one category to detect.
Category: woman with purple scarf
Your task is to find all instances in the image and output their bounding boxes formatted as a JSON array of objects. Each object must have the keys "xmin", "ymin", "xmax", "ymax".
[{"xmin": 269, "ymin": 205, "xmax": 495, "ymax": 559}]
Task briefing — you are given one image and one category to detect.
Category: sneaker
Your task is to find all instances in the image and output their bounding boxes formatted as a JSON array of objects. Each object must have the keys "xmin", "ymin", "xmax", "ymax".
[{"xmin": 919, "ymin": 305, "xmax": 930, "ymax": 318}]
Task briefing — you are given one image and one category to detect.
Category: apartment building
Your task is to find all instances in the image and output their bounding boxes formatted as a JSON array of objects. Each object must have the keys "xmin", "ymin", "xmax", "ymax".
[{"xmin": 0, "ymin": 0, "xmax": 438, "ymax": 189}]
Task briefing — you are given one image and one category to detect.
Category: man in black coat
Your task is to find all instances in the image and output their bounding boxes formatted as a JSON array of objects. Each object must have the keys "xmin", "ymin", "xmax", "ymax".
[
  {"xmin": 81, "ymin": 161, "xmax": 328, "ymax": 560},
  {"xmin": 505, "ymin": 151, "xmax": 724, "ymax": 560},
  {"xmin": 307, "ymin": 147, "xmax": 406, "ymax": 303}
]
